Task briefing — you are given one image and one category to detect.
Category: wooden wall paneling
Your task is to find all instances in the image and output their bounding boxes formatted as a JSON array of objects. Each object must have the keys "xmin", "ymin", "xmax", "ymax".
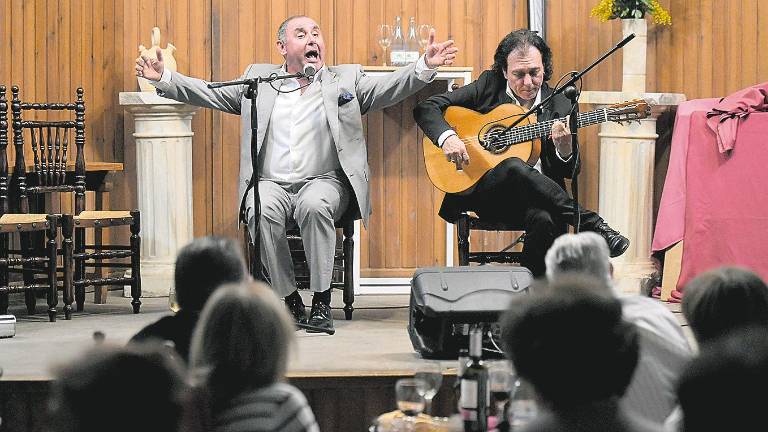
[
  {"xmin": 1, "ymin": 1, "xmax": 10, "ymax": 85},
  {"xmin": 760, "ymin": 1, "xmax": 768, "ymax": 83},
  {"xmin": 382, "ymin": 105, "xmax": 403, "ymax": 272},
  {"xmin": 740, "ymin": 1, "xmax": 758, "ymax": 90},
  {"xmin": 364, "ymin": 111, "xmax": 385, "ymax": 271},
  {"xmin": 399, "ymin": 82, "xmax": 418, "ymax": 269},
  {"xmin": 697, "ymin": 0, "xmax": 713, "ymax": 98}
]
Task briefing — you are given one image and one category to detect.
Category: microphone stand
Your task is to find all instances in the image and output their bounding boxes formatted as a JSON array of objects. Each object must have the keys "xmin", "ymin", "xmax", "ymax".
[
  {"xmin": 208, "ymin": 71, "xmax": 308, "ymax": 281},
  {"xmin": 492, "ymin": 32, "xmax": 636, "ymax": 230}
]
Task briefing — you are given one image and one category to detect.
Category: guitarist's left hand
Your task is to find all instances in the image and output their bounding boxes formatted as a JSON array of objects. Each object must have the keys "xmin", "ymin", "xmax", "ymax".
[{"xmin": 551, "ymin": 117, "xmax": 573, "ymax": 158}]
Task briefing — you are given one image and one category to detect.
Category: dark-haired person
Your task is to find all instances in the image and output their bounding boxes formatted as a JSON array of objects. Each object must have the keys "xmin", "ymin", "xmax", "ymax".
[
  {"xmin": 48, "ymin": 343, "xmax": 187, "ymax": 432},
  {"xmin": 414, "ymin": 29, "xmax": 628, "ymax": 277},
  {"xmin": 136, "ymin": 15, "xmax": 457, "ymax": 332},
  {"xmin": 130, "ymin": 236, "xmax": 247, "ymax": 361},
  {"xmin": 502, "ymin": 275, "xmax": 662, "ymax": 432},
  {"xmin": 677, "ymin": 325, "xmax": 768, "ymax": 432}
]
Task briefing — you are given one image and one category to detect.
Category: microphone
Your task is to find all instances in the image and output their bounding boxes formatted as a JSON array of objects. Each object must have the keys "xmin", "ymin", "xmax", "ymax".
[
  {"xmin": 563, "ymin": 85, "xmax": 580, "ymax": 101},
  {"xmin": 302, "ymin": 63, "xmax": 317, "ymax": 81}
]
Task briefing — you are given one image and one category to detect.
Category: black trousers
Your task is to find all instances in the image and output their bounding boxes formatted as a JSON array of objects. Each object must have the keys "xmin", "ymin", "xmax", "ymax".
[{"xmin": 467, "ymin": 158, "xmax": 601, "ymax": 277}]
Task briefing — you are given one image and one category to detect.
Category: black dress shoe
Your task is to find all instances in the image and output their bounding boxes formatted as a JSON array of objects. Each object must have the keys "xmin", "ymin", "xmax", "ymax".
[
  {"xmin": 307, "ymin": 302, "xmax": 334, "ymax": 333},
  {"xmin": 594, "ymin": 222, "xmax": 630, "ymax": 258},
  {"xmin": 284, "ymin": 295, "xmax": 307, "ymax": 325}
]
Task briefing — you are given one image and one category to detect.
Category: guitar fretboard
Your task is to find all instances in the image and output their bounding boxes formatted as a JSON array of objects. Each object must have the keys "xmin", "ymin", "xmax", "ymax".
[{"xmin": 499, "ymin": 108, "xmax": 609, "ymax": 145}]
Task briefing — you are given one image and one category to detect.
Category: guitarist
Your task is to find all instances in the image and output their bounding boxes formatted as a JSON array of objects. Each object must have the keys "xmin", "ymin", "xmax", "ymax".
[{"xmin": 414, "ymin": 29, "xmax": 629, "ymax": 276}]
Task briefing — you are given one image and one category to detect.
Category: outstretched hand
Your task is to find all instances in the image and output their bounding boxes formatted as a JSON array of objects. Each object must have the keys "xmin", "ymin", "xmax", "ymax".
[
  {"xmin": 135, "ymin": 47, "xmax": 165, "ymax": 82},
  {"xmin": 424, "ymin": 29, "xmax": 458, "ymax": 68}
]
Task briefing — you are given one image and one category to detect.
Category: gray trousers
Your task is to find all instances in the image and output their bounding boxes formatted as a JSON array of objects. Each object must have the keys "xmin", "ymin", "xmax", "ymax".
[{"xmin": 247, "ymin": 171, "xmax": 350, "ymax": 297}]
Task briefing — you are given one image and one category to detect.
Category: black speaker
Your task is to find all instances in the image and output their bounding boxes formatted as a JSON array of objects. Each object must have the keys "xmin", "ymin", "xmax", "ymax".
[{"xmin": 408, "ymin": 266, "xmax": 533, "ymax": 359}]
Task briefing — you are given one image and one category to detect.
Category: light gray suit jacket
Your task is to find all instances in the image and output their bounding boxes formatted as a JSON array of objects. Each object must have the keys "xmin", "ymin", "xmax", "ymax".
[{"xmin": 153, "ymin": 62, "xmax": 430, "ymax": 228}]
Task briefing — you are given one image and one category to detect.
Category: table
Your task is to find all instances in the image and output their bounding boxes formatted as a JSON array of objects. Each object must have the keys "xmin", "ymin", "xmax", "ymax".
[{"xmin": 653, "ymin": 101, "xmax": 768, "ymax": 298}]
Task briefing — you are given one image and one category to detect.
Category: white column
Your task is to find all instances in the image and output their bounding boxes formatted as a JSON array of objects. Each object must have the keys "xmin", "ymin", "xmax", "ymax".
[
  {"xmin": 119, "ymin": 92, "xmax": 198, "ymax": 297},
  {"xmin": 581, "ymin": 91, "xmax": 685, "ymax": 293}
]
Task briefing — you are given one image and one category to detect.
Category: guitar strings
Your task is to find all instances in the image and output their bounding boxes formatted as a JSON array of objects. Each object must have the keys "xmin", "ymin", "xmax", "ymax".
[{"xmin": 453, "ymin": 108, "xmax": 610, "ymax": 147}]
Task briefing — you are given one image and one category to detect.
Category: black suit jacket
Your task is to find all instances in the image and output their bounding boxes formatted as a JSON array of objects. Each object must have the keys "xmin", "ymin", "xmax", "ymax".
[{"xmin": 413, "ymin": 69, "xmax": 578, "ymax": 222}]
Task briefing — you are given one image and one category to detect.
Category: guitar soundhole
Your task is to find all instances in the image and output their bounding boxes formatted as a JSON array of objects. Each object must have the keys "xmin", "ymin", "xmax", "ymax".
[{"xmin": 481, "ymin": 125, "xmax": 508, "ymax": 154}]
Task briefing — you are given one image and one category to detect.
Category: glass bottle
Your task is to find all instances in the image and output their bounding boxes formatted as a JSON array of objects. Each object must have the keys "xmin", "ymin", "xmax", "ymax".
[
  {"xmin": 390, "ymin": 16, "xmax": 405, "ymax": 66},
  {"xmin": 404, "ymin": 17, "xmax": 420, "ymax": 64},
  {"xmin": 461, "ymin": 326, "xmax": 488, "ymax": 432}
]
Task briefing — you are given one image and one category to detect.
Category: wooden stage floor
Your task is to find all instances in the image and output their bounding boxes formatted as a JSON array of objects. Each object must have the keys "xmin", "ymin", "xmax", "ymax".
[{"xmin": 0, "ymin": 292, "xmax": 460, "ymax": 432}]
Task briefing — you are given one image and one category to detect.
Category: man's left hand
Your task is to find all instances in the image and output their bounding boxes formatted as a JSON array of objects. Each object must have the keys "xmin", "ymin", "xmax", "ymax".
[
  {"xmin": 424, "ymin": 28, "xmax": 458, "ymax": 68},
  {"xmin": 551, "ymin": 117, "xmax": 573, "ymax": 158}
]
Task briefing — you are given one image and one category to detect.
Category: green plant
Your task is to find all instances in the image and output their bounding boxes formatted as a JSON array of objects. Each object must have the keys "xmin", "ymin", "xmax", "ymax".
[{"xmin": 591, "ymin": 0, "xmax": 672, "ymax": 25}]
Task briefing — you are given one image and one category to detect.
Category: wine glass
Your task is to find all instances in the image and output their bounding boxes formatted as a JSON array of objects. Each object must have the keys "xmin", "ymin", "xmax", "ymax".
[
  {"xmin": 414, "ymin": 362, "xmax": 443, "ymax": 416},
  {"xmin": 508, "ymin": 378, "xmax": 539, "ymax": 429},
  {"xmin": 395, "ymin": 378, "xmax": 426, "ymax": 431},
  {"xmin": 417, "ymin": 24, "xmax": 432, "ymax": 53},
  {"xmin": 377, "ymin": 24, "xmax": 393, "ymax": 66},
  {"xmin": 487, "ymin": 360, "xmax": 514, "ymax": 420}
]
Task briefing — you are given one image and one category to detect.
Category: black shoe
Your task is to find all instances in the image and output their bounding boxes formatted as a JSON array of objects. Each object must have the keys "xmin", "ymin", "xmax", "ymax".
[
  {"xmin": 594, "ymin": 222, "xmax": 630, "ymax": 258},
  {"xmin": 284, "ymin": 295, "xmax": 307, "ymax": 325},
  {"xmin": 307, "ymin": 302, "xmax": 334, "ymax": 333}
]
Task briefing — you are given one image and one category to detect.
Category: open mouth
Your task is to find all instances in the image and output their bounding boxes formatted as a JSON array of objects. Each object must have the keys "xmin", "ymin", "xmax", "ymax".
[{"xmin": 305, "ymin": 50, "xmax": 320, "ymax": 62}]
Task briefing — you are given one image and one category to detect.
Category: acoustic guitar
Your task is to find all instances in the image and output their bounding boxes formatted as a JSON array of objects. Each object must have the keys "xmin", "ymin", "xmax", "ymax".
[{"xmin": 422, "ymin": 100, "xmax": 651, "ymax": 193}]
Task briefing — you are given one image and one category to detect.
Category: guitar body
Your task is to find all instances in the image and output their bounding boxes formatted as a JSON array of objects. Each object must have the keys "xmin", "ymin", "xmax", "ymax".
[{"xmin": 422, "ymin": 104, "xmax": 542, "ymax": 194}]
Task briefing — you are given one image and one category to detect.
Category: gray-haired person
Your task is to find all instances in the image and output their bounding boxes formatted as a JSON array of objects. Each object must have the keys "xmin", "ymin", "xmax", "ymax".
[{"xmin": 544, "ymin": 232, "xmax": 691, "ymax": 425}]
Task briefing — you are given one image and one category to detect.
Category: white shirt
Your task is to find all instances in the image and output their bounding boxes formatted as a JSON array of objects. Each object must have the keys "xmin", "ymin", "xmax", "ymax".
[
  {"xmin": 436, "ymin": 85, "xmax": 572, "ymax": 174},
  {"xmin": 260, "ymin": 67, "xmax": 339, "ymax": 182}
]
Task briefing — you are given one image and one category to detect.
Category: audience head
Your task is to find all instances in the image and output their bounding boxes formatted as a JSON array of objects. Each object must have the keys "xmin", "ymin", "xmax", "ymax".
[
  {"xmin": 682, "ymin": 266, "xmax": 768, "ymax": 344},
  {"xmin": 678, "ymin": 325, "xmax": 768, "ymax": 432},
  {"xmin": 545, "ymin": 232, "xmax": 613, "ymax": 289},
  {"xmin": 174, "ymin": 236, "xmax": 247, "ymax": 313},
  {"xmin": 502, "ymin": 274, "xmax": 638, "ymax": 410},
  {"xmin": 189, "ymin": 281, "xmax": 295, "ymax": 405},
  {"xmin": 48, "ymin": 343, "xmax": 186, "ymax": 432}
]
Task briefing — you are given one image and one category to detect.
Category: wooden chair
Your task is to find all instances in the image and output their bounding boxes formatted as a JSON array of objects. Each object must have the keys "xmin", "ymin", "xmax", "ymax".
[
  {"xmin": 0, "ymin": 85, "xmax": 69, "ymax": 321},
  {"xmin": 456, "ymin": 212, "xmax": 525, "ymax": 266},
  {"xmin": 10, "ymin": 86, "xmax": 141, "ymax": 314},
  {"xmin": 243, "ymin": 215, "xmax": 356, "ymax": 320}
]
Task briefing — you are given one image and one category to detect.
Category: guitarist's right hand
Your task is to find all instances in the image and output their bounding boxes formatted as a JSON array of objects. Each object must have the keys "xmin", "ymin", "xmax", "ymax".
[{"xmin": 442, "ymin": 135, "xmax": 470, "ymax": 170}]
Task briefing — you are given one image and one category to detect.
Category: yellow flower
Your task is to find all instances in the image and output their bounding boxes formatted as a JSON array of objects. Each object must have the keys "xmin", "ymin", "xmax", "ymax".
[
  {"xmin": 590, "ymin": 0, "xmax": 616, "ymax": 22},
  {"xmin": 650, "ymin": 0, "xmax": 672, "ymax": 25}
]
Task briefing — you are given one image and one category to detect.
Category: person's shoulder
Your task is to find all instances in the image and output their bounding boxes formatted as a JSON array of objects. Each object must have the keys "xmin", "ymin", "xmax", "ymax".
[
  {"xmin": 243, "ymin": 63, "xmax": 282, "ymax": 76},
  {"xmin": 130, "ymin": 314, "xmax": 180, "ymax": 342}
]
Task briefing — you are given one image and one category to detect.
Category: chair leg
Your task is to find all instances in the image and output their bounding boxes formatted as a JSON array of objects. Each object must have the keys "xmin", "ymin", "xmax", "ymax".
[
  {"xmin": 61, "ymin": 215, "xmax": 74, "ymax": 320},
  {"xmin": 0, "ymin": 233, "xmax": 8, "ymax": 315},
  {"xmin": 342, "ymin": 223, "xmax": 354, "ymax": 320},
  {"xmin": 457, "ymin": 214, "xmax": 470, "ymax": 266},
  {"xmin": 129, "ymin": 210, "xmax": 141, "ymax": 314},
  {"xmin": 74, "ymin": 225, "xmax": 86, "ymax": 312},
  {"xmin": 45, "ymin": 216, "xmax": 58, "ymax": 322},
  {"xmin": 19, "ymin": 231, "xmax": 37, "ymax": 314}
]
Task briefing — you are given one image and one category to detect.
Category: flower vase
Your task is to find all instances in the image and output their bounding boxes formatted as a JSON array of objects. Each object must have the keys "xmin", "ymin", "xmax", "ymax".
[{"xmin": 621, "ymin": 18, "xmax": 647, "ymax": 94}]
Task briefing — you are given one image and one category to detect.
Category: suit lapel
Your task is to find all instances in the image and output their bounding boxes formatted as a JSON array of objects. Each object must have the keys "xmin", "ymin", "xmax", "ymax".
[
  {"xmin": 255, "ymin": 65, "xmax": 282, "ymax": 150},
  {"xmin": 321, "ymin": 68, "xmax": 341, "ymax": 147}
]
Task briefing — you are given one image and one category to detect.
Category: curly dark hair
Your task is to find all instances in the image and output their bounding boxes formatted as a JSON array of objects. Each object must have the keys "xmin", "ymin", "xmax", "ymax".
[{"xmin": 492, "ymin": 29, "xmax": 553, "ymax": 82}]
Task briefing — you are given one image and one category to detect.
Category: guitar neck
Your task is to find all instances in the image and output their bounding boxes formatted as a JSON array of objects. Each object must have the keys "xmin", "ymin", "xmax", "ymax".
[{"xmin": 504, "ymin": 108, "xmax": 609, "ymax": 145}]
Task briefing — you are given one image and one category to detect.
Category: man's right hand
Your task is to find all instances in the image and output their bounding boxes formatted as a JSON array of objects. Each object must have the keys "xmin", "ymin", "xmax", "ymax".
[
  {"xmin": 135, "ymin": 47, "xmax": 164, "ymax": 82},
  {"xmin": 442, "ymin": 134, "xmax": 470, "ymax": 170}
]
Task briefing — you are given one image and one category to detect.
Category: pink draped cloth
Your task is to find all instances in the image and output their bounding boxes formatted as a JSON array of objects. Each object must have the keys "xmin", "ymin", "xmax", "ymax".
[
  {"xmin": 706, "ymin": 82, "xmax": 768, "ymax": 154},
  {"xmin": 653, "ymin": 101, "xmax": 768, "ymax": 292}
]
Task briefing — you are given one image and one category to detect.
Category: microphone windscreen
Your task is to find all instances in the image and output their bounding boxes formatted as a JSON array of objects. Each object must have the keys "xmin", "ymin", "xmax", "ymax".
[{"xmin": 303, "ymin": 63, "xmax": 317, "ymax": 79}]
